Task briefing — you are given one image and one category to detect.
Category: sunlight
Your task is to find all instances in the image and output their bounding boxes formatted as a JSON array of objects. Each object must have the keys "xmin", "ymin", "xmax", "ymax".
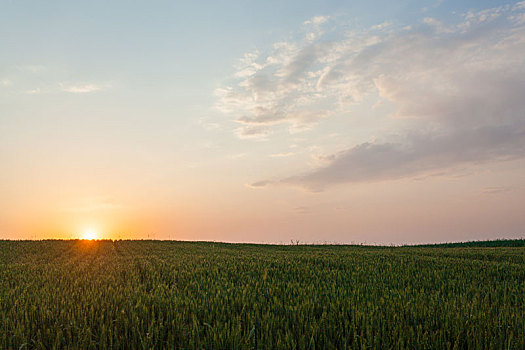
[{"xmin": 82, "ymin": 229, "xmax": 98, "ymax": 240}]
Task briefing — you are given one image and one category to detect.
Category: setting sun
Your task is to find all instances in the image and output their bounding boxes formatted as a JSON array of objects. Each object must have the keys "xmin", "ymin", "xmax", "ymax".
[{"xmin": 82, "ymin": 229, "xmax": 98, "ymax": 240}]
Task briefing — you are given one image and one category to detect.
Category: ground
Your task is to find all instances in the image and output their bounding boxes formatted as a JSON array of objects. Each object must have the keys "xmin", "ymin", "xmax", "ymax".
[{"xmin": 0, "ymin": 240, "xmax": 523, "ymax": 349}]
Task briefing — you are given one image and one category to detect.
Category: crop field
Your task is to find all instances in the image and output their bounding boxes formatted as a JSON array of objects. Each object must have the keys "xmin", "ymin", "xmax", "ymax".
[{"xmin": 0, "ymin": 240, "xmax": 523, "ymax": 349}]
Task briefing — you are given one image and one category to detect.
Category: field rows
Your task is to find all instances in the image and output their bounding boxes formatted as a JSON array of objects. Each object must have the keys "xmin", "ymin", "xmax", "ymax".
[{"xmin": 0, "ymin": 240, "xmax": 523, "ymax": 349}]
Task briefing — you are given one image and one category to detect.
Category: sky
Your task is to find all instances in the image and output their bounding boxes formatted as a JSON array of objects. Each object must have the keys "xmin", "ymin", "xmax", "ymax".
[{"xmin": 1, "ymin": 0, "xmax": 524, "ymax": 244}]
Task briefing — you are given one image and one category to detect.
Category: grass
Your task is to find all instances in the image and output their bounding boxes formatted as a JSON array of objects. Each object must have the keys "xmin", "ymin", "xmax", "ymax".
[
  {"xmin": 0, "ymin": 240, "xmax": 523, "ymax": 349},
  {"xmin": 410, "ymin": 238, "xmax": 525, "ymax": 248}
]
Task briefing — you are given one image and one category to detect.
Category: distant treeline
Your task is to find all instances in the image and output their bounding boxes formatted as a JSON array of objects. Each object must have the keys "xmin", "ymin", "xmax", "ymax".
[{"xmin": 410, "ymin": 239, "xmax": 525, "ymax": 248}]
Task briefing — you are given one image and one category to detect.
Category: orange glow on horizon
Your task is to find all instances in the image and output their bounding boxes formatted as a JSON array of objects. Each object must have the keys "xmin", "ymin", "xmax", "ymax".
[{"xmin": 81, "ymin": 229, "xmax": 98, "ymax": 240}]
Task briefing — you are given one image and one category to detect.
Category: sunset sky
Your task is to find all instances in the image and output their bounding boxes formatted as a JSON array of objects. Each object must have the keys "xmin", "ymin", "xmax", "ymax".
[{"xmin": 1, "ymin": 0, "xmax": 524, "ymax": 244}]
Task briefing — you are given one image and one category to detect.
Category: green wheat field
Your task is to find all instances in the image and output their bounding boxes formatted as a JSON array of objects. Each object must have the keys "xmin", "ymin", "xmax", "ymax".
[{"xmin": 0, "ymin": 240, "xmax": 523, "ymax": 349}]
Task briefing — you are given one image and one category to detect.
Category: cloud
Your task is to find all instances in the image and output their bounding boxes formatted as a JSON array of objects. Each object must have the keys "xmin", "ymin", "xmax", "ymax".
[
  {"xmin": 215, "ymin": 17, "xmax": 338, "ymax": 137},
  {"xmin": 60, "ymin": 83, "xmax": 108, "ymax": 93},
  {"xmin": 293, "ymin": 206, "xmax": 311, "ymax": 214},
  {"xmin": 21, "ymin": 82, "xmax": 110, "ymax": 95},
  {"xmin": 283, "ymin": 126, "xmax": 525, "ymax": 191},
  {"xmin": 482, "ymin": 186, "xmax": 512, "ymax": 194},
  {"xmin": 304, "ymin": 16, "xmax": 329, "ymax": 26},
  {"xmin": 246, "ymin": 181, "xmax": 271, "ymax": 189},
  {"xmin": 232, "ymin": 5, "xmax": 525, "ymax": 190},
  {"xmin": 422, "ymin": 0, "xmax": 444, "ymax": 13},
  {"xmin": 269, "ymin": 152, "xmax": 294, "ymax": 158},
  {"xmin": 1, "ymin": 65, "xmax": 110, "ymax": 95},
  {"xmin": 25, "ymin": 88, "xmax": 41, "ymax": 95},
  {"xmin": 235, "ymin": 125, "xmax": 270, "ymax": 140},
  {"xmin": 371, "ymin": 21, "xmax": 393, "ymax": 31}
]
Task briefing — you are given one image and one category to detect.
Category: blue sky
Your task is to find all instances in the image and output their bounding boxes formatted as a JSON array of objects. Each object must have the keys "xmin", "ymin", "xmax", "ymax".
[
  {"xmin": 1, "ymin": 0, "xmax": 524, "ymax": 243},
  {"xmin": 2, "ymin": 1, "xmax": 515, "ymax": 86}
]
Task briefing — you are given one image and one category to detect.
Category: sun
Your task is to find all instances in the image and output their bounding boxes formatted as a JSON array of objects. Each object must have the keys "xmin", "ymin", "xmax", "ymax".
[{"xmin": 82, "ymin": 229, "xmax": 98, "ymax": 240}]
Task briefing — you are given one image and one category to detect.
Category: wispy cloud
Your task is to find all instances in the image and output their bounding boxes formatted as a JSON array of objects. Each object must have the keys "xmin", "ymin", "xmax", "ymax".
[
  {"xmin": 236, "ymin": 4, "xmax": 525, "ymax": 190},
  {"xmin": 215, "ymin": 17, "xmax": 338, "ymax": 138},
  {"xmin": 269, "ymin": 152, "xmax": 294, "ymax": 158},
  {"xmin": 246, "ymin": 180, "xmax": 271, "ymax": 189},
  {"xmin": 293, "ymin": 206, "xmax": 311, "ymax": 214},
  {"xmin": 59, "ymin": 82, "xmax": 109, "ymax": 93},
  {"xmin": 235, "ymin": 125, "xmax": 270, "ymax": 140},
  {"xmin": 422, "ymin": 0, "xmax": 444, "ymax": 13},
  {"xmin": 3, "ymin": 65, "xmax": 110, "ymax": 95},
  {"xmin": 21, "ymin": 82, "xmax": 111, "ymax": 95},
  {"xmin": 481, "ymin": 186, "xmax": 512, "ymax": 194},
  {"xmin": 25, "ymin": 88, "xmax": 41, "ymax": 95}
]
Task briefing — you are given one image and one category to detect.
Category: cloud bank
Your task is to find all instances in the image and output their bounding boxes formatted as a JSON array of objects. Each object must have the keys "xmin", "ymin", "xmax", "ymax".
[{"xmin": 217, "ymin": 3, "xmax": 525, "ymax": 190}]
